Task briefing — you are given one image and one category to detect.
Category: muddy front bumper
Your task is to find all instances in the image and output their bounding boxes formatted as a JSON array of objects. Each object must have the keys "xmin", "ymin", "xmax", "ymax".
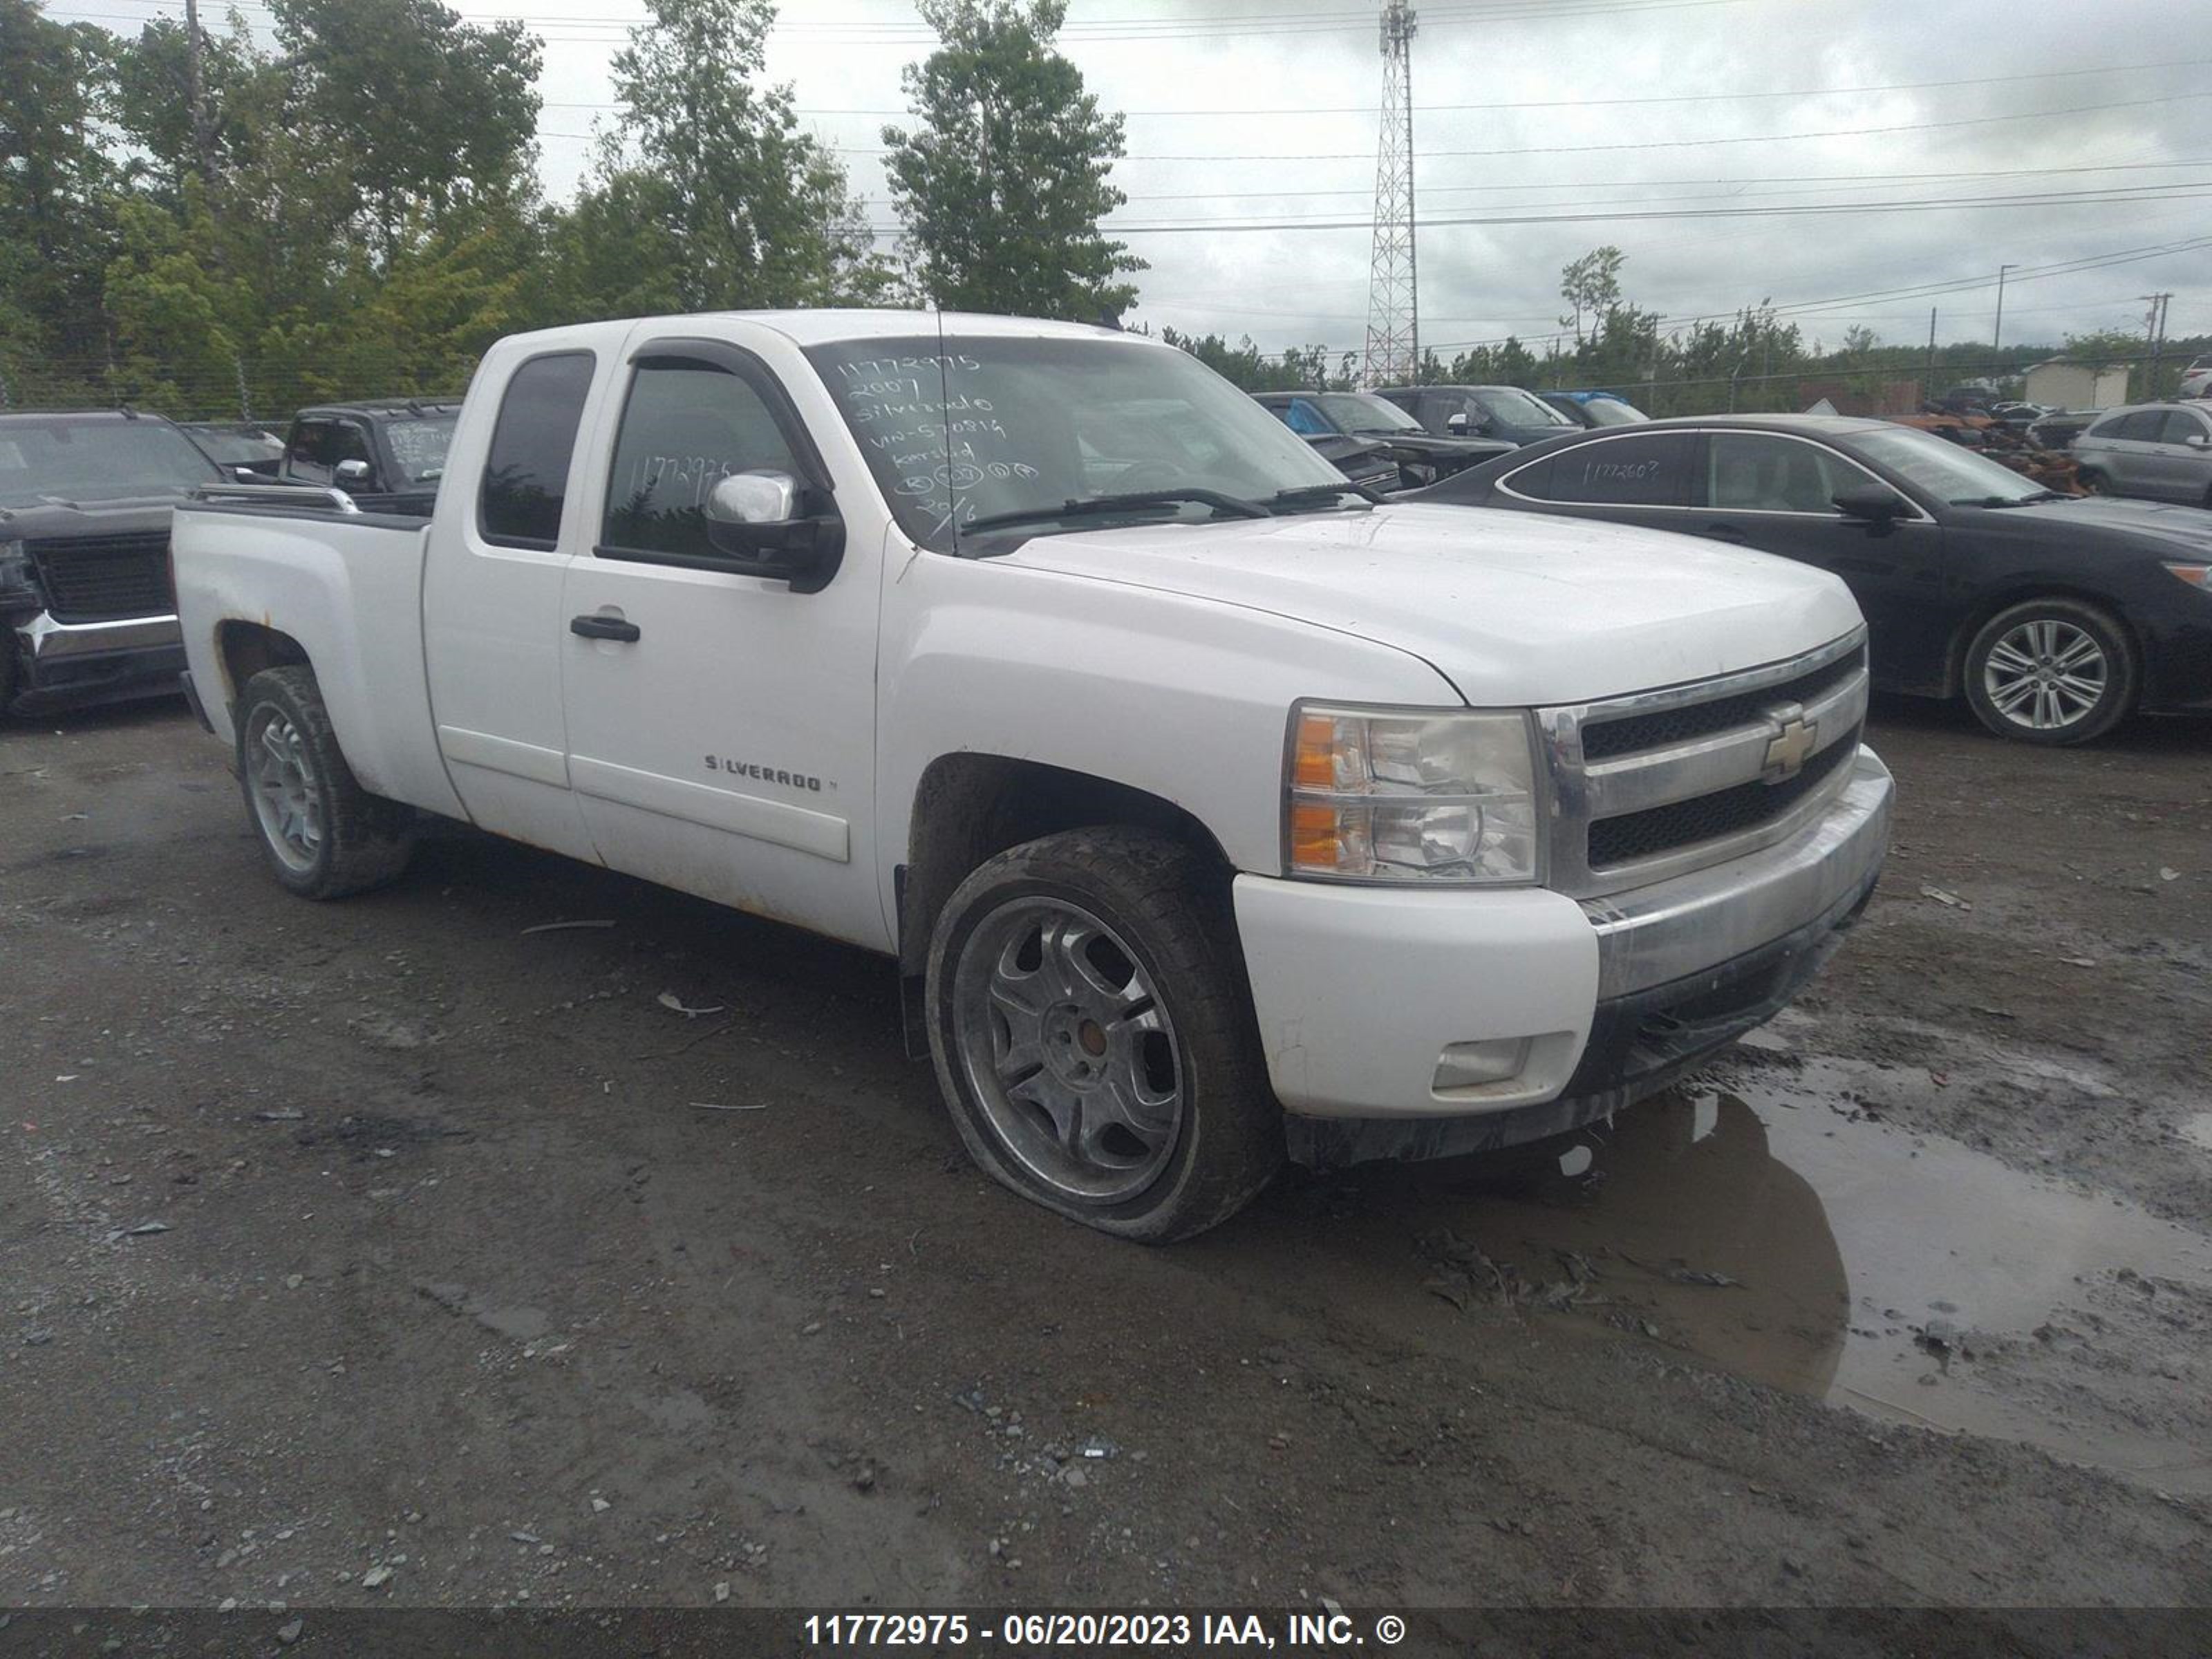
[
  {"xmin": 1235, "ymin": 749, "xmax": 1893, "ymax": 1167},
  {"xmin": 6, "ymin": 608, "xmax": 186, "ymax": 715}
]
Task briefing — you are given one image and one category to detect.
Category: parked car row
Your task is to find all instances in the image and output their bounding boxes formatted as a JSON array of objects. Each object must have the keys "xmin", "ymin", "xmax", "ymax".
[
  {"xmin": 1250, "ymin": 384, "xmax": 1654, "ymax": 492},
  {"xmin": 2, "ymin": 400, "xmax": 461, "ymax": 722}
]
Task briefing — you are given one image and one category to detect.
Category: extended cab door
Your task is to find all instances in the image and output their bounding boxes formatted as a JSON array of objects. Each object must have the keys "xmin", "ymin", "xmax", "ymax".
[
  {"xmin": 422, "ymin": 348, "xmax": 605, "ymax": 863},
  {"xmin": 556, "ymin": 329, "xmax": 887, "ymax": 952}
]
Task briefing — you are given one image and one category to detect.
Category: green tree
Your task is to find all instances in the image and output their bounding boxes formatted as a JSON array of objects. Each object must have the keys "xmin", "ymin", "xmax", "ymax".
[
  {"xmin": 0, "ymin": 0, "xmax": 120, "ymax": 368},
  {"xmin": 264, "ymin": 0, "xmax": 543, "ymax": 261},
  {"xmin": 1557, "ymin": 245, "xmax": 1624, "ymax": 346},
  {"xmin": 882, "ymin": 0, "xmax": 1142, "ymax": 321},
  {"xmin": 544, "ymin": 0, "xmax": 885, "ymax": 319}
]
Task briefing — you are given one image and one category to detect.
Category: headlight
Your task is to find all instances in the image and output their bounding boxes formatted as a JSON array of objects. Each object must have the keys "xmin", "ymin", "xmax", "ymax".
[
  {"xmin": 0, "ymin": 539, "xmax": 34, "ymax": 602},
  {"xmin": 1284, "ymin": 702, "xmax": 1543, "ymax": 885}
]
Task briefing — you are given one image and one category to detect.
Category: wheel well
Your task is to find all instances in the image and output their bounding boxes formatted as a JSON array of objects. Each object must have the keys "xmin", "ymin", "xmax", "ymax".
[
  {"xmin": 897, "ymin": 754, "xmax": 1233, "ymax": 978},
  {"xmin": 214, "ymin": 621, "xmax": 310, "ymax": 709},
  {"xmin": 1942, "ymin": 587, "xmax": 2141, "ymax": 702}
]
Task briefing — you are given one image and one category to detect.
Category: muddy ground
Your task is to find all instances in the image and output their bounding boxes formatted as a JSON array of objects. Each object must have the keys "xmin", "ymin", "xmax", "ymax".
[{"xmin": 2, "ymin": 695, "xmax": 2209, "ymax": 1627}]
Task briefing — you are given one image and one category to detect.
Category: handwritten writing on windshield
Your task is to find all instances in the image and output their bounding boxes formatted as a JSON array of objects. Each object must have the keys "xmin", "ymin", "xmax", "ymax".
[{"xmin": 826, "ymin": 355, "xmax": 1038, "ymax": 539}]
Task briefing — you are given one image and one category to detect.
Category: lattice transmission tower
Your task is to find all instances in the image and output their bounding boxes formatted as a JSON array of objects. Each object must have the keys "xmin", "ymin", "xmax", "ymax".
[{"xmin": 1362, "ymin": 0, "xmax": 1418, "ymax": 388}]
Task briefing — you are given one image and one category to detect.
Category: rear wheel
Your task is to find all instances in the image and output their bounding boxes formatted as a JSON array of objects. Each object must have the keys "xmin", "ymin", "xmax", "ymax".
[
  {"xmin": 1962, "ymin": 599, "xmax": 2137, "ymax": 746},
  {"xmin": 236, "ymin": 666, "xmax": 415, "ymax": 897},
  {"xmin": 926, "ymin": 827, "xmax": 1283, "ymax": 1242}
]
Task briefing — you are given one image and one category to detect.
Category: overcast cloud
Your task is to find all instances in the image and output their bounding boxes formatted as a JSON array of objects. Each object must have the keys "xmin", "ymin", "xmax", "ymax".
[{"xmin": 126, "ymin": 0, "xmax": 2212, "ymax": 358}]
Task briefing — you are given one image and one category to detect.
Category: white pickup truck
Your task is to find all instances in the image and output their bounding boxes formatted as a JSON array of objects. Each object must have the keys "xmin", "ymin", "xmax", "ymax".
[{"xmin": 172, "ymin": 310, "xmax": 1891, "ymax": 1241}]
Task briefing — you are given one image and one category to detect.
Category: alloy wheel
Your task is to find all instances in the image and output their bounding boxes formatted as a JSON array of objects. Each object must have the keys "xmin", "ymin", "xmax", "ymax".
[
  {"xmin": 245, "ymin": 704, "xmax": 323, "ymax": 872},
  {"xmin": 951, "ymin": 897, "xmax": 1185, "ymax": 1205},
  {"xmin": 1981, "ymin": 619, "xmax": 2108, "ymax": 733}
]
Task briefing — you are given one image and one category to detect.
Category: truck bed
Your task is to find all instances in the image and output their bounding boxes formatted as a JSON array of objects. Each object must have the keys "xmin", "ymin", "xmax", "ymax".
[{"xmin": 171, "ymin": 493, "xmax": 464, "ymax": 818}]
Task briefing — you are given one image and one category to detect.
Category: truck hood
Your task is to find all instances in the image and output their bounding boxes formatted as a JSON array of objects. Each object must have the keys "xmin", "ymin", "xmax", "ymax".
[
  {"xmin": 0, "ymin": 495, "xmax": 187, "ymax": 539},
  {"xmin": 1000, "ymin": 502, "xmax": 1864, "ymax": 706}
]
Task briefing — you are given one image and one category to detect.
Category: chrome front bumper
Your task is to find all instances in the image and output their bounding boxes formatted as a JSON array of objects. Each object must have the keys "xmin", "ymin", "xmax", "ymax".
[
  {"xmin": 16, "ymin": 610, "xmax": 183, "ymax": 660},
  {"xmin": 1583, "ymin": 747, "xmax": 1894, "ymax": 1000},
  {"xmin": 7, "ymin": 608, "xmax": 187, "ymax": 713}
]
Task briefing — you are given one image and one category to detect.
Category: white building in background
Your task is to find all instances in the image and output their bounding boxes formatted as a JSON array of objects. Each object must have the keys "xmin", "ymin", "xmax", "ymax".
[{"xmin": 2023, "ymin": 358, "xmax": 2132, "ymax": 409}]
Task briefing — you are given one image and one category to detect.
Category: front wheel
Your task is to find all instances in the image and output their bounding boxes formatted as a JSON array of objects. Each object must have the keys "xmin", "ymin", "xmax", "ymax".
[
  {"xmin": 926, "ymin": 827, "xmax": 1283, "ymax": 1242},
  {"xmin": 235, "ymin": 666, "xmax": 416, "ymax": 897},
  {"xmin": 1962, "ymin": 599, "xmax": 2137, "ymax": 746},
  {"xmin": 2075, "ymin": 469, "xmax": 2111, "ymax": 496}
]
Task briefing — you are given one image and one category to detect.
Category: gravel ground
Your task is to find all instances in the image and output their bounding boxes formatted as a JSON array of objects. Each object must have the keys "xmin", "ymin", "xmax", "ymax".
[{"xmin": 1, "ymin": 695, "xmax": 2209, "ymax": 1622}]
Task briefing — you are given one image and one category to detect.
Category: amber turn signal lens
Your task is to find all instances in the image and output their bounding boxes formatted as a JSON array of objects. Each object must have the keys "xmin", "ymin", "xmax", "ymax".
[
  {"xmin": 1290, "ymin": 803, "xmax": 1344, "ymax": 870},
  {"xmin": 1293, "ymin": 712, "xmax": 1342, "ymax": 791}
]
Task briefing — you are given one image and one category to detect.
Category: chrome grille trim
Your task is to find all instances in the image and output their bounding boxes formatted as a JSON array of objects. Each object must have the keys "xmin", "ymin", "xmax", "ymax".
[{"xmin": 1537, "ymin": 628, "xmax": 1870, "ymax": 899}]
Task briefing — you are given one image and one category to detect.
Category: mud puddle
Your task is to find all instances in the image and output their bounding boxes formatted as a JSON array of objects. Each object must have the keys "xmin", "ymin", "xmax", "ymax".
[
  {"xmin": 1291, "ymin": 1057, "xmax": 2212, "ymax": 1504},
  {"xmin": 1365, "ymin": 1060, "xmax": 2212, "ymax": 1494}
]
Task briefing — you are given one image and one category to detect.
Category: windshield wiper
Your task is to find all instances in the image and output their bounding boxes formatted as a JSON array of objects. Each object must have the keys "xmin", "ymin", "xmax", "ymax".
[
  {"xmin": 1952, "ymin": 491, "xmax": 2065, "ymax": 507},
  {"xmin": 962, "ymin": 487, "xmax": 1270, "ymax": 534},
  {"xmin": 1269, "ymin": 482, "xmax": 1380, "ymax": 510}
]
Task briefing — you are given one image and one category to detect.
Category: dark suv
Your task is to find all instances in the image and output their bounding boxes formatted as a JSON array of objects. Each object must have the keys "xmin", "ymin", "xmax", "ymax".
[
  {"xmin": 274, "ymin": 402, "xmax": 459, "ymax": 515},
  {"xmin": 0, "ymin": 411, "xmax": 223, "ymax": 718},
  {"xmin": 1375, "ymin": 384, "xmax": 1584, "ymax": 448}
]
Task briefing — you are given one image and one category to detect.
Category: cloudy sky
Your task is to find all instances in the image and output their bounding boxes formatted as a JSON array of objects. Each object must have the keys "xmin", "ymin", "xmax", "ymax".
[{"xmin": 69, "ymin": 0, "xmax": 2212, "ymax": 362}]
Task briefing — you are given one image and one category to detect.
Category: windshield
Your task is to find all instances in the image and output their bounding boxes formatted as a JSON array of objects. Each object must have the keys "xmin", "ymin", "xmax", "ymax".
[
  {"xmin": 0, "ymin": 418, "xmax": 220, "ymax": 507},
  {"xmin": 186, "ymin": 426, "xmax": 283, "ymax": 465},
  {"xmin": 1578, "ymin": 398, "xmax": 1648, "ymax": 427},
  {"xmin": 1853, "ymin": 427, "xmax": 2047, "ymax": 505},
  {"xmin": 1477, "ymin": 387, "xmax": 1577, "ymax": 428},
  {"xmin": 1310, "ymin": 392, "xmax": 1423, "ymax": 435},
  {"xmin": 804, "ymin": 335, "xmax": 1347, "ymax": 550},
  {"xmin": 384, "ymin": 415, "xmax": 456, "ymax": 485}
]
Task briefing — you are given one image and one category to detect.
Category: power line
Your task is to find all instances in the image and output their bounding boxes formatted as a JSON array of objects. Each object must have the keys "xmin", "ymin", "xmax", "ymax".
[
  {"xmin": 517, "ymin": 56, "xmax": 2212, "ymax": 118},
  {"xmin": 825, "ymin": 91, "xmax": 2212, "ymax": 162},
  {"xmin": 833, "ymin": 182, "xmax": 2212, "ymax": 238}
]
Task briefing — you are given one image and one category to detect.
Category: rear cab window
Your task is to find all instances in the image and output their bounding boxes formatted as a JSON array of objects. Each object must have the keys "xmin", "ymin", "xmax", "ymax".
[{"xmin": 478, "ymin": 353, "xmax": 597, "ymax": 549}]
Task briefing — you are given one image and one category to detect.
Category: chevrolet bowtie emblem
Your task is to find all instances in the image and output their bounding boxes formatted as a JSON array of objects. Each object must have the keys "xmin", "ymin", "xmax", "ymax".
[{"xmin": 1764, "ymin": 718, "xmax": 1819, "ymax": 780}]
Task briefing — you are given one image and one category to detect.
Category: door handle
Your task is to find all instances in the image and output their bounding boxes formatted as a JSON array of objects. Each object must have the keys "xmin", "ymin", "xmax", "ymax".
[
  {"xmin": 570, "ymin": 614, "xmax": 641, "ymax": 643},
  {"xmin": 1698, "ymin": 522, "xmax": 1749, "ymax": 543}
]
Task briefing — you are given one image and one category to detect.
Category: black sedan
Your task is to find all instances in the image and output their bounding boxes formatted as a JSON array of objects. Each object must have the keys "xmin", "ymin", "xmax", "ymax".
[{"xmin": 1411, "ymin": 414, "xmax": 2212, "ymax": 745}]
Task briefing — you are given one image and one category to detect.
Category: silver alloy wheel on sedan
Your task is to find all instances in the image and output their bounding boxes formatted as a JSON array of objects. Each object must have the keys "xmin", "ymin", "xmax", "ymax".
[
  {"xmin": 245, "ymin": 704, "xmax": 323, "ymax": 872},
  {"xmin": 950, "ymin": 897, "xmax": 1185, "ymax": 1204},
  {"xmin": 1980, "ymin": 618, "xmax": 2109, "ymax": 732}
]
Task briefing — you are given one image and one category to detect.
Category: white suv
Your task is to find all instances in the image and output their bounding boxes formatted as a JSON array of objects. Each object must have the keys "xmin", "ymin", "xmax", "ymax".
[{"xmin": 2180, "ymin": 355, "xmax": 2212, "ymax": 401}]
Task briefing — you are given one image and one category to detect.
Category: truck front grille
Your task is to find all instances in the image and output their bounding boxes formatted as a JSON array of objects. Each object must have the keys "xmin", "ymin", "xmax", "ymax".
[
  {"xmin": 1580, "ymin": 646, "xmax": 1865, "ymax": 760},
  {"xmin": 1586, "ymin": 719, "xmax": 1862, "ymax": 870},
  {"xmin": 1538, "ymin": 632, "xmax": 1868, "ymax": 898},
  {"xmin": 26, "ymin": 534, "xmax": 175, "ymax": 624}
]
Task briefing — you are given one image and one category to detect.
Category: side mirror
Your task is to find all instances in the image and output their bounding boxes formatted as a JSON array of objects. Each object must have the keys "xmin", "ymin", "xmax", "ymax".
[
  {"xmin": 703, "ymin": 469, "xmax": 845, "ymax": 594},
  {"xmin": 2185, "ymin": 433, "xmax": 2211, "ymax": 450},
  {"xmin": 1833, "ymin": 488, "xmax": 1910, "ymax": 523},
  {"xmin": 1445, "ymin": 411, "xmax": 1470, "ymax": 434},
  {"xmin": 335, "ymin": 458, "xmax": 373, "ymax": 487}
]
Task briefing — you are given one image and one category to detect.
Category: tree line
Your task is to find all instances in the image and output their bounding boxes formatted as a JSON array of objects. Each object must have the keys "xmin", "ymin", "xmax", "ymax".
[
  {"xmin": 1166, "ymin": 245, "xmax": 2204, "ymax": 411},
  {"xmin": 0, "ymin": 0, "xmax": 1139, "ymax": 418}
]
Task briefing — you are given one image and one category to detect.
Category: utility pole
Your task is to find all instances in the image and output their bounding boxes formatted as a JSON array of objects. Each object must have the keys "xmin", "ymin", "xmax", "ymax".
[
  {"xmin": 1991, "ymin": 262, "xmax": 2018, "ymax": 362},
  {"xmin": 2141, "ymin": 292, "xmax": 2172, "ymax": 399},
  {"xmin": 182, "ymin": 0, "xmax": 219, "ymax": 188},
  {"xmin": 1925, "ymin": 306, "xmax": 1938, "ymax": 404},
  {"xmin": 1362, "ymin": 1, "xmax": 1418, "ymax": 388}
]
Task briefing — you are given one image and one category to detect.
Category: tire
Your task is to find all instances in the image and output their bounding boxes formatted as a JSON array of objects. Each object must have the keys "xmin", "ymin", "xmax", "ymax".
[
  {"xmin": 925, "ymin": 827, "xmax": 1284, "ymax": 1242},
  {"xmin": 234, "ymin": 666, "xmax": 415, "ymax": 897},
  {"xmin": 1962, "ymin": 598, "xmax": 2137, "ymax": 746},
  {"xmin": 2075, "ymin": 469, "xmax": 2110, "ymax": 496}
]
